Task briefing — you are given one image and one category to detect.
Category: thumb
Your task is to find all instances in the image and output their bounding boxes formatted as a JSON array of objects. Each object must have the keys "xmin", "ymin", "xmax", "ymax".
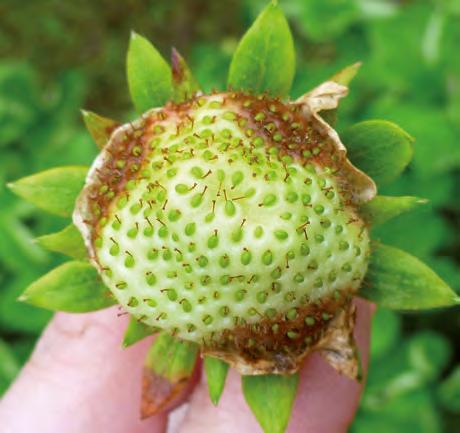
[{"xmin": 0, "ymin": 307, "xmax": 167, "ymax": 433}]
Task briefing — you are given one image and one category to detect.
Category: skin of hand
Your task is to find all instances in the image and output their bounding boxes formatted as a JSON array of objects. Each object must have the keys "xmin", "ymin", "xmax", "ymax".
[{"xmin": 0, "ymin": 299, "xmax": 373, "ymax": 433}]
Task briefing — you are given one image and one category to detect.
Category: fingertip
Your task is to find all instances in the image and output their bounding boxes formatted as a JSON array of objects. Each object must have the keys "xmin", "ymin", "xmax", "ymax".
[
  {"xmin": 287, "ymin": 299, "xmax": 374, "ymax": 433},
  {"xmin": 172, "ymin": 368, "xmax": 260, "ymax": 433}
]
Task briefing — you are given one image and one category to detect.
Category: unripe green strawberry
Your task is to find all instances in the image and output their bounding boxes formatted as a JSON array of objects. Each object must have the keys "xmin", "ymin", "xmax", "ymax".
[{"xmin": 74, "ymin": 90, "xmax": 373, "ymax": 373}]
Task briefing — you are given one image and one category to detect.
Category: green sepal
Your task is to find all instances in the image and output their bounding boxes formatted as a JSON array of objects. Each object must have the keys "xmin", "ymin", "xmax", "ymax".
[
  {"xmin": 122, "ymin": 316, "xmax": 158, "ymax": 348},
  {"xmin": 228, "ymin": 1, "xmax": 295, "ymax": 97},
  {"xmin": 19, "ymin": 261, "xmax": 116, "ymax": 312},
  {"xmin": 330, "ymin": 62, "xmax": 362, "ymax": 86},
  {"xmin": 35, "ymin": 224, "xmax": 87, "ymax": 260},
  {"xmin": 360, "ymin": 195, "xmax": 428, "ymax": 226},
  {"xmin": 321, "ymin": 62, "xmax": 362, "ymax": 125},
  {"xmin": 359, "ymin": 243, "xmax": 460, "ymax": 310},
  {"xmin": 171, "ymin": 48, "xmax": 200, "ymax": 103},
  {"xmin": 8, "ymin": 166, "xmax": 88, "ymax": 217},
  {"xmin": 142, "ymin": 333, "xmax": 199, "ymax": 417},
  {"xmin": 242, "ymin": 373, "xmax": 299, "ymax": 433},
  {"xmin": 145, "ymin": 332, "xmax": 198, "ymax": 381},
  {"xmin": 203, "ymin": 356, "xmax": 229, "ymax": 405},
  {"xmin": 81, "ymin": 110, "xmax": 119, "ymax": 149},
  {"xmin": 342, "ymin": 120, "xmax": 414, "ymax": 186},
  {"xmin": 127, "ymin": 31, "xmax": 172, "ymax": 113}
]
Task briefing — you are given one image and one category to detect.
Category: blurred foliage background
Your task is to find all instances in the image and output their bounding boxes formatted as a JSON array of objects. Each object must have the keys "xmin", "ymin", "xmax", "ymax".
[{"xmin": 0, "ymin": 0, "xmax": 459, "ymax": 430}]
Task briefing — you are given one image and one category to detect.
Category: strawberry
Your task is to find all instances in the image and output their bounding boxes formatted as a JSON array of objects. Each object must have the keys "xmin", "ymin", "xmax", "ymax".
[{"xmin": 74, "ymin": 90, "xmax": 374, "ymax": 374}]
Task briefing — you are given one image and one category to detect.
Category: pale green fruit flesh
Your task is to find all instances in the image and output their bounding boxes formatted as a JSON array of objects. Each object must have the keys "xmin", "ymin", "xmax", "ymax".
[{"xmin": 76, "ymin": 93, "xmax": 370, "ymax": 346}]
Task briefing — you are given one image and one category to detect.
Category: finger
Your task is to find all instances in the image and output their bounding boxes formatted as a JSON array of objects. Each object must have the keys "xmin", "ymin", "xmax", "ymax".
[
  {"xmin": 287, "ymin": 298, "xmax": 373, "ymax": 433},
  {"xmin": 169, "ymin": 298, "xmax": 373, "ymax": 433},
  {"xmin": 0, "ymin": 308, "xmax": 167, "ymax": 433}
]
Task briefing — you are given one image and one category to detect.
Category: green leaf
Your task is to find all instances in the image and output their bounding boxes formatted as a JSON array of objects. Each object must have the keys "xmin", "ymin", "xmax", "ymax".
[
  {"xmin": 407, "ymin": 332, "xmax": 451, "ymax": 381},
  {"xmin": 142, "ymin": 333, "xmax": 199, "ymax": 417},
  {"xmin": 370, "ymin": 307, "xmax": 401, "ymax": 360},
  {"xmin": 204, "ymin": 356, "xmax": 229, "ymax": 405},
  {"xmin": 122, "ymin": 316, "xmax": 157, "ymax": 348},
  {"xmin": 295, "ymin": 0, "xmax": 360, "ymax": 42},
  {"xmin": 438, "ymin": 366, "xmax": 460, "ymax": 412},
  {"xmin": 0, "ymin": 273, "xmax": 52, "ymax": 334},
  {"xmin": 360, "ymin": 195, "xmax": 428, "ymax": 226},
  {"xmin": 365, "ymin": 2, "xmax": 442, "ymax": 102},
  {"xmin": 8, "ymin": 166, "xmax": 88, "ymax": 217},
  {"xmin": 19, "ymin": 261, "xmax": 116, "ymax": 312},
  {"xmin": 127, "ymin": 32, "xmax": 172, "ymax": 113},
  {"xmin": 371, "ymin": 202, "xmax": 448, "ymax": 264},
  {"xmin": 189, "ymin": 42, "xmax": 230, "ymax": 92},
  {"xmin": 369, "ymin": 100, "xmax": 460, "ymax": 176},
  {"xmin": 242, "ymin": 373, "xmax": 299, "ymax": 433},
  {"xmin": 81, "ymin": 110, "xmax": 119, "ymax": 149},
  {"xmin": 171, "ymin": 48, "xmax": 200, "ymax": 103},
  {"xmin": 359, "ymin": 243, "xmax": 459, "ymax": 310},
  {"xmin": 378, "ymin": 171, "xmax": 452, "ymax": 207},
  {"xmin": 228, "ymin": 1, "xmax": 295, "ymax": 97},
  {"xmin": 342, "ymin": 120, "xmax": 414, "ymax": 186},
  {"xmin": 0, "ymin": 339, "xmax": 20, "ymax": 394},
  {"xmin": 35, "ymin": 224, "xmax": 87, "ymax": 260},
  {"xmin": 354, "ymin": 390, "xmax": 442, "ymax": 433},
  {"xmin": 0, "ymin": 211, "xmax": 48, "ymax": 272}
]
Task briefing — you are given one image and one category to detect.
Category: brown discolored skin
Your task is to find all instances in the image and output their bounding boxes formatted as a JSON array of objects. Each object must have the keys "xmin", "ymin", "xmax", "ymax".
[
  {"xmin": 203, "ymin": 292, "xmax": 356, "ymax": 375},
  {"xmin": 81, "ymin": 92, "xmax": 361, "ymax": 249}
]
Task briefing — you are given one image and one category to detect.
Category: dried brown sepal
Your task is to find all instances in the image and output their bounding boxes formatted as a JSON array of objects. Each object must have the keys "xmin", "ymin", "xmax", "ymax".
[
  {"xmin": 141, "ymin": 366, "xmax": 193, "ymax": 418},
  {"xmin": 319, "ymin": 62, "xmax": 362, "ymax": 125},
  {"xmin": 315, "ymin": 302, "xmax": 361, "ymax": 381},
  {"xmin": 141, "ymin": 333, "xmax": 199, "ymax": 418},
  {"xmin": 171, "ymin": 47, "xmax": 201, "ymax": 103},
  {"xmin": 297, "ymin": 81, "xmax": 377, "ymax": 205}
]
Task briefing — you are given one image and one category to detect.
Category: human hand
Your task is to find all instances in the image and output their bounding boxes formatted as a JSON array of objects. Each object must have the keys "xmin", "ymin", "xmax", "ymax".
[{"xmin": 0, "ymin": 299, "xmax": 372, "ymax": 433}]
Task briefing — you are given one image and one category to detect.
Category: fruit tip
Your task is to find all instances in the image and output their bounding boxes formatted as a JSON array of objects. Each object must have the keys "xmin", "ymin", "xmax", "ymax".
[{"xmin": 130, "ymin": 30, "xmax": 140, "ymax": 41}]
